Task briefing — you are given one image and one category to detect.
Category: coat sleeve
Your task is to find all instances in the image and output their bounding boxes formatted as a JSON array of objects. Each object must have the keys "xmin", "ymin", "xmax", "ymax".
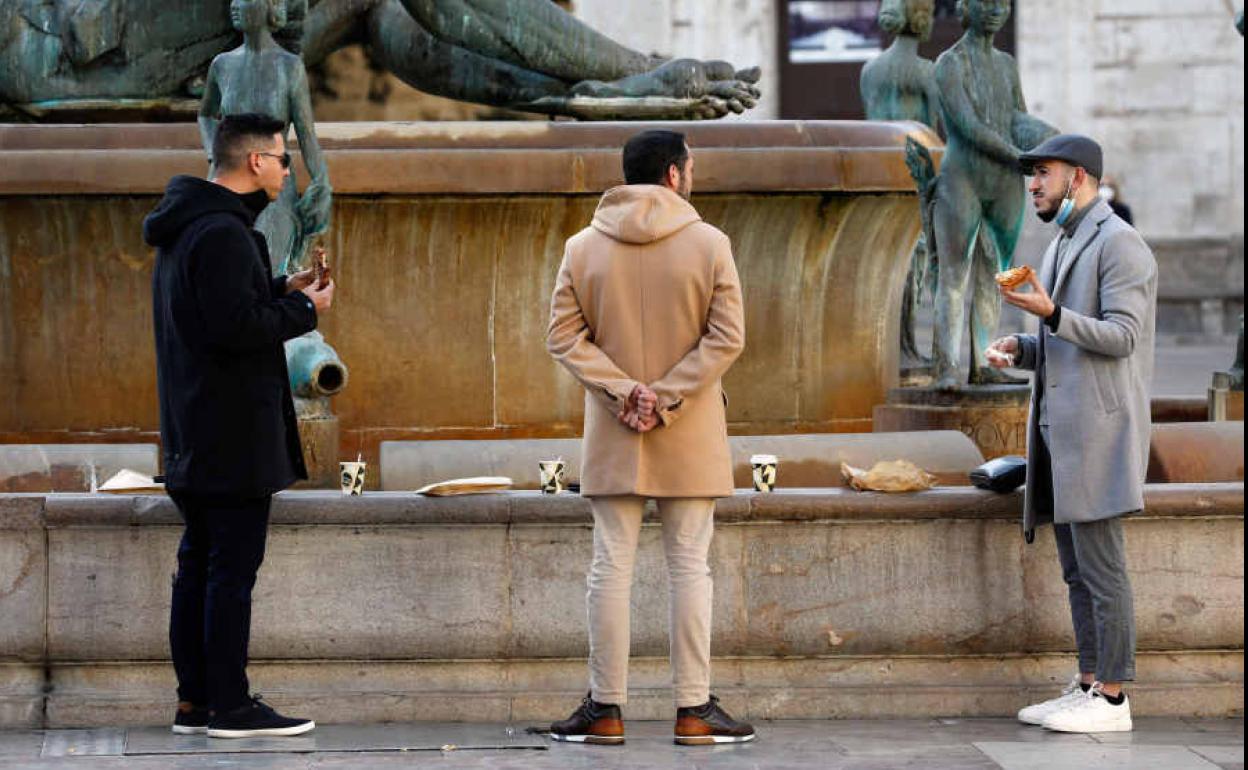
[
  {"xmin": 649, "ymin": 235, "xmax": 746, "ymax": 427},
  {"xmin": 545, "ymin": 249, "xmax": 639, "ymax": 415},
  {"xmin": 1014, "ymin": 333, "xmax": 1039, "ymax": 371},
  {"xmin": 1054, "ymin": 229, "xmax": 1156, "ymax": 359},
  {"xmin": 190, "ymin": 221, "xmax": 317, "ymax": 353}
]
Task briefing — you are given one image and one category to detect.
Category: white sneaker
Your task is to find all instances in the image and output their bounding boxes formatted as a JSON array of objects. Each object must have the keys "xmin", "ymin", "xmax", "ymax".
[
  {"xmin": 1042, "ymin": 682, "xmax": 1132, "ymax": 733},
  {"xmin": 1017, "ymin": 677, "xmax": 1087, "ymax": 725}
]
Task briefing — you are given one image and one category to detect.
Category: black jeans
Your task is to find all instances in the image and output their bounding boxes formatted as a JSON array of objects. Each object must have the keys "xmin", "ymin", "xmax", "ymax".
[{"xmin": 168, "ymin": 491, "xmax": 272, "ymax": 713}]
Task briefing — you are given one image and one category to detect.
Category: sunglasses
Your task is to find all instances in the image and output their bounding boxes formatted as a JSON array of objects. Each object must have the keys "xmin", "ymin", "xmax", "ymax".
[{"xmin": 256, "ymin": 151, "xmax": 292, "ymax": 169}]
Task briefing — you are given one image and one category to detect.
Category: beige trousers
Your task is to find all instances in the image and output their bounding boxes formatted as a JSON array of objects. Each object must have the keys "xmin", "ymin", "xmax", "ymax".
[{"xmin": 586, "ymin": 496, "xmax": 715, "ymax": 709}]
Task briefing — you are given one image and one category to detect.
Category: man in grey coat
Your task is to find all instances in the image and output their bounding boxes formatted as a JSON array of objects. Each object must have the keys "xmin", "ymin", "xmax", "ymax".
[{"xmin": 986, "ymin": 134, "xmax": 1156, "ymax": 734}]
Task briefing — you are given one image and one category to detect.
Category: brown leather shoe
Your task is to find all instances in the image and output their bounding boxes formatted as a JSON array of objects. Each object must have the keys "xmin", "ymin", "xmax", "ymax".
[
  {"xmin": 549, "ymin": 693, "xmax": 625, "ymax": 745},
  {"xmin": 675, "ymin": 695, "xmax": 755, "ymax": 745}
]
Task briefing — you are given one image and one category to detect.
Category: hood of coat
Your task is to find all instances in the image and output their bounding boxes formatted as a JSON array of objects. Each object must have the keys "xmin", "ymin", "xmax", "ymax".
[
  {"xmin": 142, "ymin": 175, "xmax": 260, "ymax": 248},
  {"xmin": 590, "ymin": 184, "xmax": 701, "ymax": 245}
]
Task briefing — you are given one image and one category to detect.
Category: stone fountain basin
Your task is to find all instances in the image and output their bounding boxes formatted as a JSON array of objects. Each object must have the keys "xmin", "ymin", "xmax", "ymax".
[
  {"xmin": 0, "ymin": 481, "xmax": 1240, "ymax": 727},
  {"xmin": 0, "ymin": 120, "xmax": 939, "ymax": 464}
]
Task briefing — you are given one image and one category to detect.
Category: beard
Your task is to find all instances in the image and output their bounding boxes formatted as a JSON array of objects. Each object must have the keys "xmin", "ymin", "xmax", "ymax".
[
  {"xmin": 1034, "ymin": 196, "xmax": 1059, "ymax": 222},
  {"xmin": 676, "ymin": 173, "xmax": 692, "ymax": 200}
]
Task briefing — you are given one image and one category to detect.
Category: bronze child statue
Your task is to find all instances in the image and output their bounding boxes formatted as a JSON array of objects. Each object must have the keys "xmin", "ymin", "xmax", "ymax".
[
  {"xmin": 860, "ymin": 0, "xmax": 940, "ymax": 370},
  {"xmin": 199, "ymin": 0, "xmax": 331, "ymax": 273},
  {"xmin": 928, "ymin": 0, "xmax": 1056, "ymax": 388}
]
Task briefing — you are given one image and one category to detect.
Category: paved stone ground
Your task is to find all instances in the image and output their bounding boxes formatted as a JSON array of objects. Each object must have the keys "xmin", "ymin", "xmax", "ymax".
[{"xmin": 1, "ymin": 718, "xmax": 1241, "ymax": 769}]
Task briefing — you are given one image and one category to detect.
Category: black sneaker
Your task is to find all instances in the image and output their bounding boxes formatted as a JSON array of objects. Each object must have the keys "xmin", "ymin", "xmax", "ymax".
[
  {"xmin": 171, "ymin": 704, "xmax": 210, "ymax": 735},
  {"xmin": 675, "ymin": 694, "xmax": 755, "ymax": 745},
  {"xmin": 549, "ymin": 693, "xmax": 625, "ymax": 745},
  {"xmin": 206, "ymin": 696, "xmax": 315, "ymax": 739}
]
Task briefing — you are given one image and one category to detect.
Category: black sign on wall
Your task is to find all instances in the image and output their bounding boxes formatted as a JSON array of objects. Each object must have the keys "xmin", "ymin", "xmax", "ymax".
[{"xmin": 778, "ymin": 0, "xmax": 1017, "ymax": 120}]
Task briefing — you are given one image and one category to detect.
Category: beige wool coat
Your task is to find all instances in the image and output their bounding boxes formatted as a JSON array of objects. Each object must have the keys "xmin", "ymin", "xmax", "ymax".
[{"xmin": 546, "ymin": 184, "xmax": 745, "ymax": 498}]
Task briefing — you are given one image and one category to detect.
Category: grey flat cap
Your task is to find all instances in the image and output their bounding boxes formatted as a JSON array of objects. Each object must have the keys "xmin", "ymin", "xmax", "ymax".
[{"xmin": 1019, "ymin": 133, "xmax": 1103, "ymax": 179}]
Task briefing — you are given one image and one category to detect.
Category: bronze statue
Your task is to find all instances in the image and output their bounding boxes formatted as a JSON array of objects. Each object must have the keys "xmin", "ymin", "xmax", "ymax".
[
  {"xmin": 860, "ymin": 0, "xmax": 940, "ymax": 370},
  {"xmin": 1228, "ymin": 314, "xmax": 1245, "ymax": 391},
  {"xmin": 198, "ymin": 0, "xmax": 347, "ymax": 418},
  {"xmin": 860, "ymin": 0, "xmax": 939, "ymax": 127},
  {"xmin": 200, "ymin": 0, "xmax": 331, "ymax": 273},
  {"xmin": 1231, "ymin": 12, "xmax": 1243, "ymax": 390},
  {"xmin": 0, "ymin": 0, "xmax": 761, "ymax": 121},
  {"xmin": 927, "ymin": 0, "xmax": 1056, "ymax": 388}
]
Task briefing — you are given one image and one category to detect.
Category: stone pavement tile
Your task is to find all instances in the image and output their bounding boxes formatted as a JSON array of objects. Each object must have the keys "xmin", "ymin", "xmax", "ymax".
[
  {"xmin": 39, "ymin": 728, "xmax": 125, "ymax": 757},
  {"xmin": 1092, "ymin": 718, "xmax": 1246, "ymax": 746},
  {"xmin": 538, "ymin": 721, "xmax": 999, "ymax": 770},
  {"xmin": 0, "ymin": 756, "xmax": 312, "ymax": 770},
  {"xmin": 0, "ymin": 729, "xmax": 43, "ymax": 759},
  {"xmin": 123, "ymin": 723, "xmax": 544, "ymax": 755},
  {"xmin": 915, "ymin": 718, "xmax": 1098, "ymax": 744},
  {"xmin": 1190, "ymin": 745, "xmax": 1245, "ymax": 770},
  {"xmin": 305, "ymin": 721, "xmax": 998, "ymax": 770},
  {"xmin": 974, "ymin": 741, "xmax": 1222, "ymax": 770},
  {"xmin": 802, "ymin": 718, "xmax": 1090, "ymax": 750},
  {"xmin": 1181, "ymin": 719, "xmax": 1248, "ymax": 735},
  {"xmin": 305, "ymin": 746, "xmax": 998, "ymax": 770}
]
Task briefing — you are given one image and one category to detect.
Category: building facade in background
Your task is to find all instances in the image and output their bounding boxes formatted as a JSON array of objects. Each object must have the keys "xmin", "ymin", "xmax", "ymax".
[
  {"xmin": 570, "ymin": 0, "xmax": 1244, "ymax": 336},
  {"xmin": 306, "ymin": 0, "xmax": 1242, "ymax": 336}
]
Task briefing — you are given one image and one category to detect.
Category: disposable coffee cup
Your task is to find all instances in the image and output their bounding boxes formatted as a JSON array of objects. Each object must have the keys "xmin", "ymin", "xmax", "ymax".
[
  {"xmin": 340, "ymin": 461, "xmax": 366, "ymax": 496},
  {"xmin": 751, "ymin": 454, "xmax": 778, "ymax": 493},
  {"xmin": 539, "ymin": 459, "xmax": 567, "ymax": 494}
]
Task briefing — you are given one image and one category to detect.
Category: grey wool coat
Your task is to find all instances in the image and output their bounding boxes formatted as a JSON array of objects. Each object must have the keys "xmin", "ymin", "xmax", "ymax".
[{"xmin": 1014, "ymin": 199, "xmax": 1157, "ymax": 538}]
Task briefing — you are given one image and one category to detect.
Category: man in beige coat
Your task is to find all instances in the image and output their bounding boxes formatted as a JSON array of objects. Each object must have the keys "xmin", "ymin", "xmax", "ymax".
[{"xmin": 545, "ymin": 130, "xmax": 753, "ymax": 746}]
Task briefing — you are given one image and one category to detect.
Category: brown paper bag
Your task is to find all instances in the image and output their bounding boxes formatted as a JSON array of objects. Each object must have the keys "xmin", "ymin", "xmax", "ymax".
[{"xmin": 840, "ymin": 460, "xmax": 936, "ymax": 493}]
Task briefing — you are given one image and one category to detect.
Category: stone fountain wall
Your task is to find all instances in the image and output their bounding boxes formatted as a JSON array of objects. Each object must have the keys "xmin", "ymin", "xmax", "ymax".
[
  {"xmin": 0, "ymin": 120, "xmax": 937, "ymax": 473},
  {"xmin": 0, "ymin": 485, "xmax": 1241, "ymax": 727}
]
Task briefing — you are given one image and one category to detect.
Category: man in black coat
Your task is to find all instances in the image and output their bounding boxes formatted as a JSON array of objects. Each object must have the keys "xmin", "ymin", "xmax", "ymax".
[{"xmin": 144, "ymin": 113, "xmax": 335, "ymax": 739}]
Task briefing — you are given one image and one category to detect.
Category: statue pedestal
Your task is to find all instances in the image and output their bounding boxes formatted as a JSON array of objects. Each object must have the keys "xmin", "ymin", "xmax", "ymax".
[
  {"xmin": 873, "ymin": 384, "xmax": 1031, "ymax": 459},
  {"xmin": 1208, "ymin": 371, "xmax": 1245, "ymax": 421}
]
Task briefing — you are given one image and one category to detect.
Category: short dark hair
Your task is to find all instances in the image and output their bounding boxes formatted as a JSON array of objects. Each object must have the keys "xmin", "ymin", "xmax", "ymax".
[
  {"xmin": 212, "ymin": 113, "xmax": 286, "ymax": 173},
  {"xmin": 622, "ymin": 130, "xmax": 689, "ymax": 185}
]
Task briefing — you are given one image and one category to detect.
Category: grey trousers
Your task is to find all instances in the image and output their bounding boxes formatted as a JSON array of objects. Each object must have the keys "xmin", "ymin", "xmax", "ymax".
[{"xmin": 1041, "ymin": 427, "xmax": 1137, "ymax": 682}]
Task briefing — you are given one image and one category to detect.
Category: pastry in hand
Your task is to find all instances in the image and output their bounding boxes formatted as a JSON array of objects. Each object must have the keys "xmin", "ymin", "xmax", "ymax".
[
  {"xmin": 312, "ymin": 246, "xmax": 330, "ymax": 289},
  {"xmin": 995, "ymin": 264, "xmax": 1034, "ymax": 290}
]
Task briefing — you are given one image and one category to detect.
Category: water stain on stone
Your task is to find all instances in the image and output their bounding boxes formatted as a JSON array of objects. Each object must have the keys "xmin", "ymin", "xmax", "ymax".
[{"xmin": 1173, "ymin": 595, "xmax": 1205, "ymax": 616}]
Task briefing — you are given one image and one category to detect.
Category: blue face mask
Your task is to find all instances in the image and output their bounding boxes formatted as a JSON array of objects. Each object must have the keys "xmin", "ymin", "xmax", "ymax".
[{"xmin": 1054, "ymin": 176, "xmax": 1077, "ymax": 226}]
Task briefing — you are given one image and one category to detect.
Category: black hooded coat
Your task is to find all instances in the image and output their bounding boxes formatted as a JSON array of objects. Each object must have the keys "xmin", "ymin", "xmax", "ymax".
[{"xmin": 144, "ymin": 175, "xmax": 317, "ymax": 497}]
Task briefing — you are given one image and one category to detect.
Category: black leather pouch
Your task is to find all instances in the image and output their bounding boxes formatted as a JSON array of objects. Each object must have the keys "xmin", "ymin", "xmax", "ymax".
[{"xmin": 969, "ymin": 455, "xmax": 1027, "ymax": 493}]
